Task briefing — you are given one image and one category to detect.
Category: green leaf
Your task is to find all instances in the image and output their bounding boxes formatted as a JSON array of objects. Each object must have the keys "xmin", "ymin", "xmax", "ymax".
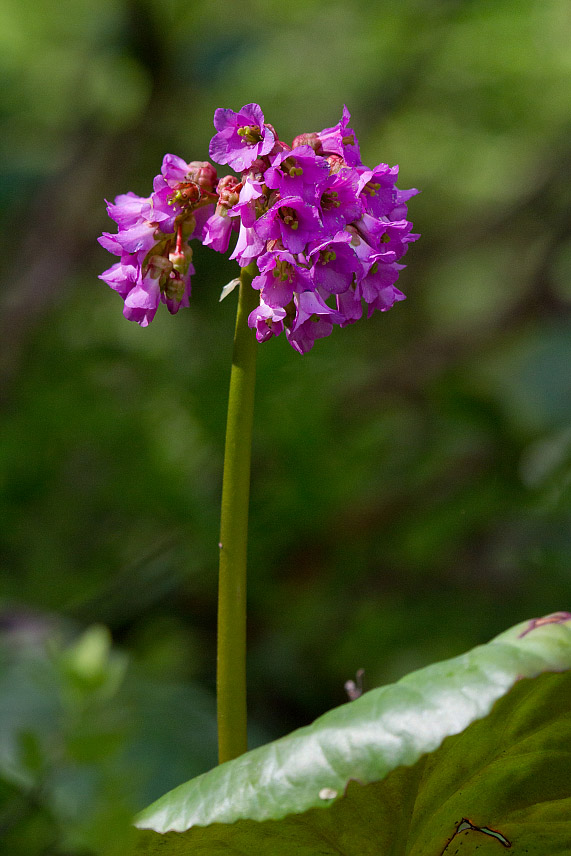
[{"xmin": 135, "ymin": 613, "xmax": 571, "ymax": 854}]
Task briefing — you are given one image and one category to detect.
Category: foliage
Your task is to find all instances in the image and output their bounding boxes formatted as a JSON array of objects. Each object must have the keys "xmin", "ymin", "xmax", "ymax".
[
  {"xmin": 0, "ymin": 624, "xmax": 218, "ymax": 854},
  {"xmin": 135, "ymin": 615, "xmax": 571, "ymax": 854}
]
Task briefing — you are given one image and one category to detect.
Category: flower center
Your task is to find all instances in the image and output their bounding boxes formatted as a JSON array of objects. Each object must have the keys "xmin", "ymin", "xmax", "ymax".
[
  {"xmin": 318, "ymin": 249, "xmax": 336, "ymax": 265},
  {"xmin": 363, "ymin": 181, "xmax": 380, "ymax": 197},
  {"xmin": 279, "ymin": 207, "xmax": 299, "ymax": 230},
  {"xmin": 272, "ymin": 258, "xmax": 294, "ymax": 282},
  {"xmin": 281, "ymin": 157, "xmax": 303, "ymax": 177},
  {"xmin": 320, "ymin": 190, "xmax": 340, "ymax": 210},
  {"xmin": 237, "ymin": 124, "xmax": 263, "ymax": 144}
]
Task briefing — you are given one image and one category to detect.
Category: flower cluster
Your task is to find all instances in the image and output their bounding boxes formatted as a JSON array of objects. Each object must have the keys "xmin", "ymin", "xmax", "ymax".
[{"xmin": 99, "ymin": 103, "xmax": 419, "ymax": 351}]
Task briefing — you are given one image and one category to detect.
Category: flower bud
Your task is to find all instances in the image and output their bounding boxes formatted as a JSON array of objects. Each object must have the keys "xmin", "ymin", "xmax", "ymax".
[
  {"xmin": 169, "ymin": 244, "xmax": 193, "ymax": 275},
  {"xmin": 171, "ymin": 181, "xmax": 201, "ymax": 206},
  {"xmin": 186, "ymin": 161, "xmax": 218, "ymax": 193},
  {"xmin": 146, "ymin": 254, "xmax": 173, "ymax": 279},
  {"xmin": 292, "ymin": 131, "xmax": 321, "ymax": 153},
  {"xmin": 217, "ymin": 174, "xmax": 242, "ymax": 209},
  {"xmin": 163, "ymin": 273, "xmax": 186, "ymax": 301},
  {"xmin": 327, "ymin": 154, "xmax": 345, "ymax": 174}
]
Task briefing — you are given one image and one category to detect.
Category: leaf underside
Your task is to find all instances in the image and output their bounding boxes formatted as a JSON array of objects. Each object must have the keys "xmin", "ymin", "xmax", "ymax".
[{"xmin": 136, "ymin": 613, "xmax": 571, "ymax": 855}]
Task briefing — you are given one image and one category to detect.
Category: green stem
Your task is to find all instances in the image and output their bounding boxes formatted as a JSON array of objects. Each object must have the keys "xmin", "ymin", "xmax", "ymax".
[{"xmin": 217, "ymin": 261, "xmax": 259, "ymax": 764}]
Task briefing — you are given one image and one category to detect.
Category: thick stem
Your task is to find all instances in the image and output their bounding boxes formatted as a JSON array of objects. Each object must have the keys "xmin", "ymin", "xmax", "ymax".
[{"xmin": 217, "ymin": 261, "xmax": 259, "ymax": 764}]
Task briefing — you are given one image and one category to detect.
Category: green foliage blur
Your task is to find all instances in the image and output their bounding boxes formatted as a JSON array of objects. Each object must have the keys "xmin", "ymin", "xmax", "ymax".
[{"xmin": 1, "ymin": 0, "xmax": 570, "ymax": 851}]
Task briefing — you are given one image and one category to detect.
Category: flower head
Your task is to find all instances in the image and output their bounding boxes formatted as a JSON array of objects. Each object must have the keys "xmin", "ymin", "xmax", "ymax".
[{"xmin": 99, "ymin": 102, "xmax": 418, "ymax": 348}]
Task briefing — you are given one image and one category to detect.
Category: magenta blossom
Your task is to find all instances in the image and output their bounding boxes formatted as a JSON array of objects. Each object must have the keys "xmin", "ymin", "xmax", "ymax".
[
  {"xmin": 228, "ymin": 178, "xmax": 266, "ymax": 266},
  {"xmin": 315, "ymin": 170, "xmax": 363, "ymax": 233},
  {"xmin": 251, "ymin": 250, "xmax": 313, "ymax": 308},
  {"xmin": 209, "ymin": 103, "xmax": 275, "ymax": 173},
  {"xmin": 293, "ymin": 106, "xmax": 362, "ymax": 167},
  {"xmin": 255, "ymin": 196, "xmax": 322, "ymax": 254},
  {"xmin": 98, "ymin": 192, "xmax": 157, "ymax": 263},
  {"xmin": 203, "ymin": 175, "xmax": 242, "ymax": 253},
  {"xmin": 248, "ymin": 299, "xmax": 287, "ymax": 343},
  {"xmin": 264, "ymin": 146, "xmax": 330, "ymax": 202},
  {"xmin": 286, "ymin": 291, "xmax": 343, "ymax": 354},
  {"xmin": 307, "ymin": 232, "xmax": 361, "ymax": 294}
]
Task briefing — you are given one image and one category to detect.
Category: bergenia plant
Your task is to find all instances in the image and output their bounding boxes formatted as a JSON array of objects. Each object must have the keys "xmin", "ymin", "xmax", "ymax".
[{"xmin": 99, "ymin": 105, "xmax": 571, "ymax": 855}]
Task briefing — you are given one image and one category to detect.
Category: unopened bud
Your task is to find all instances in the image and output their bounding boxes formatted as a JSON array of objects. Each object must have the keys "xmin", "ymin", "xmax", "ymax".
[
  {"xmin": 217, "ymin": 174, "xmax": 242, "ymax": 208},
  {"xmin": 180, "ymin": 213, "xmax": 197, "ymax": 240},
  {"xmin": 163, "ymin": 273, "xmax": 186, "ymax": 301},
  {"xmin": 292, "ymin": 131, "xmax": 321, "ymax": 153},
  {"xmin": 186, "ymin": 161, "xmax": 218, "ymax": 193},
  {"xmin": 169, "ymin": 245, "xmax": 193, "ymax": 275},
  {"xmin": 146, "ymin": 254, "xmax": 173, "ymax": 279},
  {"xmin": 327, "ymin": 155, "xmax": 345, "ymax": 174},
  {"xmin": 171, "ymin": 181, "xmax": 201, "ymax": 206}
]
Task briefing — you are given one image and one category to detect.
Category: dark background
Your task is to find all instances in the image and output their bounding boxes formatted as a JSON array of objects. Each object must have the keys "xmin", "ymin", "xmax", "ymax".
[{"xmin": 1, "ymin": 0, "xmax": 570, "ymax": 852}]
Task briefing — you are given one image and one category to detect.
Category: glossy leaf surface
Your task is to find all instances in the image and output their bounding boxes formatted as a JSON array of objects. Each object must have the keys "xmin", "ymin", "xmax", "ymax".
[{"xmin": 136, "ymin": 613, "xmax": 571, "ymax": 854}]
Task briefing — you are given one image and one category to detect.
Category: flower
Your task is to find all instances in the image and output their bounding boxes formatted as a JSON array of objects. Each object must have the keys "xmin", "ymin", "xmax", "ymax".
[
  {"xmin": 254, "ymin": 195, "xmax": 322, "ymax": 255},
  {"xmin": 209, "ymin": 103, "xmax": 275, "ymax": 173},
  {"xmin": 264, "ymin": 146, "xmax": 329, "ymax": 202},
  {"xmin": 99, "ymin": 193, "xmax": 157, "ymax": 261},
  {"xmin": 248, "ymin": 299, "xmax": 287, "ymax": 343},
  {"xmin": 203, "ymin": 175, "xmax": 242, "ymax": 253},
  {"xmin": 227, "ymin": 178, "xmax": 266, "ymax": 266},
  {"xmin": 99, "ymin": 103, "xmax": 419, "ymax": 348},
  {"xmin": 293, "ymin": 105, "xmax": 361, "ymax": 166},
  {"xmin": 251, "ymin": 250, "xmax": 312, "ymax": 308},
  {"xmin": 315, "ymin": 169, "xmax": 362, "ymax": 233},
  {"xmin": 286, "ymin": 291, "xmax": 343, "ymax": 354},
  {"xmin": 307, "ymin": 232, "xmax": 361, "ymax": 295}
]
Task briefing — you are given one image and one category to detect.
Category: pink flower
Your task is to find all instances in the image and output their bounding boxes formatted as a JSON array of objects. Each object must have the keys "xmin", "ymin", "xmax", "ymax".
[
  {"xmin": 209, "ymin": 103, "xmax": 275, "ymax": 173},
  {"xmin": 255, "ymin": 196, "xmax": 322, "ymax": 255},
  {"xmin": 286, "ymin": 291, "xmax": 343, "ymax": 354},
  {"xmin": 248, "ymin": 300, "xmax": 287, "ymax": 343},
  {"xmin": 252, "ymin": 250, "xmax": 312, "ymax": 308}
]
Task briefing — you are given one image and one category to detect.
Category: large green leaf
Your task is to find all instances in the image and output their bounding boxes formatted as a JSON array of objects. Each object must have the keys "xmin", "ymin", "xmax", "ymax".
[{"xmin": 136, "ymin": 613, "xmax": 571, "ymax": 854}]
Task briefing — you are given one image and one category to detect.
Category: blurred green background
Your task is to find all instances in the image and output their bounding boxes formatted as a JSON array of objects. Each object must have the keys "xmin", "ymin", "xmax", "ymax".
[{"xmin": 1, "ymin": 0, "xmax": 571, "ymax": 852}]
